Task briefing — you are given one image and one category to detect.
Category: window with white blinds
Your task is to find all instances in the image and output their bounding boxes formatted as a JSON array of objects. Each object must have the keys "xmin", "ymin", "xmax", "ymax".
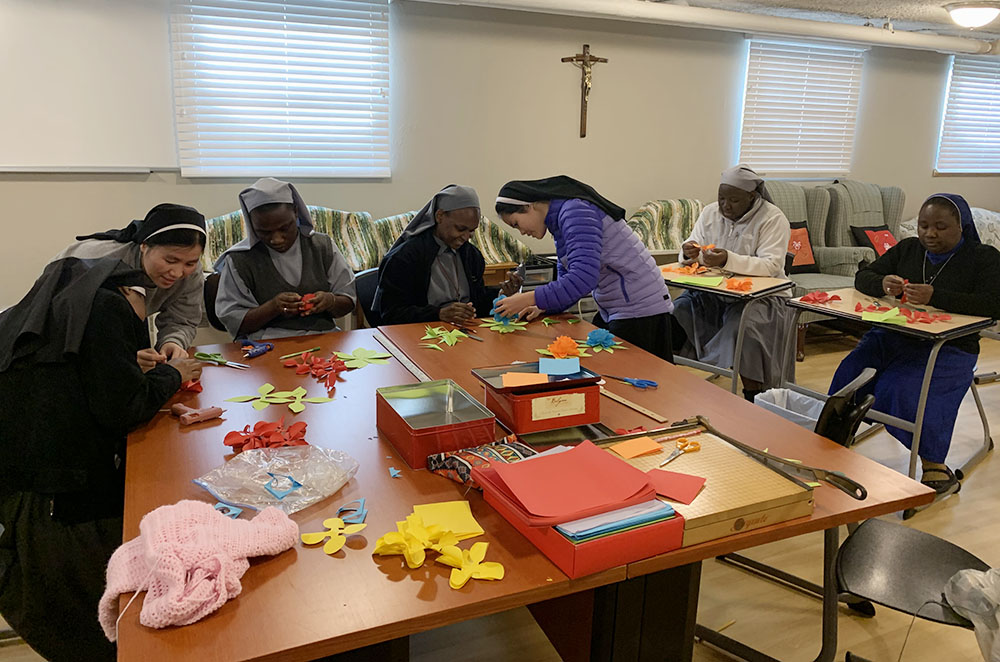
[
  {"xmin": 170, "ymin": 0, "xmax": 389, "ymax": 178},
  {"xmin": 738, "ymin": 38, "xmax": 865, "ymax": 177},
  {"xmin": 936, "ymin": 56, "xmax": 1000, "ymax": 174}
]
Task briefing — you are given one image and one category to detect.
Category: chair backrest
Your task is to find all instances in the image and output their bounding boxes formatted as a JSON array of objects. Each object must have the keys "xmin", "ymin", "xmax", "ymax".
[
  {"xmin": 203, "ymin": 271, "xmax": 227, "ymax": 332},
  {"xmin": 371, "ymin": 212, "xmax": 531, "ymax": 266},
  {"xmin": 203, "ymin": 206, "xmax": 377, "ymax": 272},
  {"xmin": 354, "ymin": 267, "xmax": 381, "ymax": 327},
  {"xmin": 765, "ymin": 181, "xmax": 832, "ymax": 248},
  {"xmin": 627, "ymin": 199, "xmax": 704, "ymax": 251},
  {"xmin": 813, "ymin": 367, "xmax": 877, "ymax": 448},
  {"xmin": 822, "ymin": 180, "xmax": 905, "ymax": 248}
]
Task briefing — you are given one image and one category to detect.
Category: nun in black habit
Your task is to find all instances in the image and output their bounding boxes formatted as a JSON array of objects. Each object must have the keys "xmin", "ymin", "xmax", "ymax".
[
  {"xmin": 0, "ymin": 258, "xmax": 202, "ymax": 662},
  {"xmin": 373, "ymin": 185, "xmax": 522, "ymax": 325}
]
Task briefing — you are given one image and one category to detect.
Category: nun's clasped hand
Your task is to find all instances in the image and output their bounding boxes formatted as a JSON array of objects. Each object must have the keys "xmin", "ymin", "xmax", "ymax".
[{"xmin": 701, "ymin": 247, "xmax": 728, "ymax": 268}]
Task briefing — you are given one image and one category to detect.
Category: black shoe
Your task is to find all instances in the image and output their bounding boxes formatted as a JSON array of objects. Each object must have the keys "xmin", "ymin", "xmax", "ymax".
[
  {"xmin": 743, "ymin": 388, "xmax": 765, "ymax": 402},
  {"xmin": 921, "ymin": 466, "xmax": 959, "ymax": 495}
]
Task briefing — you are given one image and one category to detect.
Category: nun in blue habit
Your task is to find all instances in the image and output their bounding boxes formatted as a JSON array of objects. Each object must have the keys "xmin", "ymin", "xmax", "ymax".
[{"xmin": 829, "ymin": 193, "xmax": 1000, "ymax": 494}]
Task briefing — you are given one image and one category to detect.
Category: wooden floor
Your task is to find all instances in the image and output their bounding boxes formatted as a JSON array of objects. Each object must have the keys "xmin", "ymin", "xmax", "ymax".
[{"xmin": 3, "ymin": 328, "xmax": 997, "ymax": 662}]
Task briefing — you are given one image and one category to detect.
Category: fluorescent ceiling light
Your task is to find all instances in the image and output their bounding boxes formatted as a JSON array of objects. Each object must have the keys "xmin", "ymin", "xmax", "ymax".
[{"xmin": 946, "ymin": 3, "xmax": 1000, "ymax": 28}]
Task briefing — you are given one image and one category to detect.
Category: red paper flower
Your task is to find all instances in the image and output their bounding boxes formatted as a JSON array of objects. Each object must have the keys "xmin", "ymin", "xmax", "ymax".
[
  {"xmin": 800, "ymin": 291, "xmax": 842, "ymax": 304},
  {"xmin": 224, "ymin": 417, "xmax": 309, "ymax": 452},
  {"xmin": 284, "ymin": 352, "xmax": 349, "ymax": 392},
  {"xmin": 301, "ymin": 292, "xmax": 316, "ymax": 312}
]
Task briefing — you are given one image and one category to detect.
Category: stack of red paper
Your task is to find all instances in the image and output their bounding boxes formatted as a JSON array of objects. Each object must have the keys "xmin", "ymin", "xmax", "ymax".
[{"xmin": 473, "ymin": 442, "xmax": 684, "ymax": 577}]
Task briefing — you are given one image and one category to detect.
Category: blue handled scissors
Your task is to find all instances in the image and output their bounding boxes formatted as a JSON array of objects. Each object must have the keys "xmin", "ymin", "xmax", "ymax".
[
  {"xmin": 603, "ymin": 374, "xmax": 658, "ymax": 389},
  {"xmin": 193, "ymin": 352, "xmax": 250, "ymax": 370},
  {"xmin": 239, "ymin": 338, "xmax": 274, "ymax": 358}
]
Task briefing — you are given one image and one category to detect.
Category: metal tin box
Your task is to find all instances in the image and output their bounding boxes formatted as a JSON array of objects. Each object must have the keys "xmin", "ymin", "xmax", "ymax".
[{"xmin": 375, "ymin": 380, "xmax": 496, "ymax": 469}]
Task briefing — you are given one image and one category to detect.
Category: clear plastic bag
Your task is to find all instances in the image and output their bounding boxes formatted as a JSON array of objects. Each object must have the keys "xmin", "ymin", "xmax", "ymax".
[
  {"xmin": 754, "ymin": 388, "xmax": 826, "ymax": 430},
  {"xmin": 944, "ymin": 568, "xmax": 1000, "ymax": 662},
  {"xmin": 194, "ymin": 446, "xmax": 359, "ymax": 515}
]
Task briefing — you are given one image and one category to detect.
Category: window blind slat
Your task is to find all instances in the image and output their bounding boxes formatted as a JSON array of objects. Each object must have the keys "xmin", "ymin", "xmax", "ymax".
[
  {"xmin": 739, "ymin": 38, "xmax": 865, "ymax": 177},
  {"xmin": 171, "ymin": 0, "xmax": 389, "ymax": 178},
  {"xmin": 937, "ymin": 55, "xmax": 1000, "ymax": 173}
]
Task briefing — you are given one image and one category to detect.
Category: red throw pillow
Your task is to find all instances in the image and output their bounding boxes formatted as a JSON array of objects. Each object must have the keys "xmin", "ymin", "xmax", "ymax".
[
  {"xmin": 787, "ymin": 222, "xmax": 819, "ymax": 274},
  {"xmin": 851, "ymin": 225, "xmax": 898, "ymax": 256}
]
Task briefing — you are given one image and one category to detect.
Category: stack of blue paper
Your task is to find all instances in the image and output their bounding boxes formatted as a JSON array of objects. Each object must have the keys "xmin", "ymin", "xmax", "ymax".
[{"xmin": 555, "ymin": 500, "xmax": 675, "ymax": 543}]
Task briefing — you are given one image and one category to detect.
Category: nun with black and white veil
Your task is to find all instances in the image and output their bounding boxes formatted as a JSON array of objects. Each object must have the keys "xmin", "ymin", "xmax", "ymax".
[
  {"xmin": 672, "ymin": 165, "xmax": 794, "ymax": 401},
  {"xmin": 0, "ymin": 257, "xmax": 202, "ymax": 662},
  {"xmin": 54, "ymin": 203, "xmax": 208, "ymax": 366},
  {"xmin": 373, "ymin": 184, "xmax": 522, "ymax": 325}
]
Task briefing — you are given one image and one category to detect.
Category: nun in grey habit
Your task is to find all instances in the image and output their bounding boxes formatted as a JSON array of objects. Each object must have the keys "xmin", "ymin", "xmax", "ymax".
[
  {"xmin": 672, "ymin": 165, "xmax": 795, "ymax": 400},
  {"xmin": 214, "ymin": 178, "xmax": 356, "ymax": 340}
]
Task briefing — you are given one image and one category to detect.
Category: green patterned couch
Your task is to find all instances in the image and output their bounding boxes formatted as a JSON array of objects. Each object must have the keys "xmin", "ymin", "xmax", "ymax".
[
  {"xmin": 626, "ymin": 199, "xmax": 704, "ymax": 252},
  {"xmin": 204, "ymin": 207, "xmax": 531, "ymax": 273}
]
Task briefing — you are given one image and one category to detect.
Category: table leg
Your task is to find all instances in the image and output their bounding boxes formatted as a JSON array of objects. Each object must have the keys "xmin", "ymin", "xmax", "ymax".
[{"xmin": 531, "ymin": 563, "xmax": 702, "ymax": 662}]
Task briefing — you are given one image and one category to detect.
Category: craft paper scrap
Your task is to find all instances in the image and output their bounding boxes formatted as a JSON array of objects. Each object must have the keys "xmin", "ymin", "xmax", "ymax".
[
  {"xmin": 373, "ymin": 513, "xmax": 459, "ymax": 568},
  {"xmin": 300, "ymin": 517, "xmax": 367, "ymax": 555},
  {"xmin": 800, "ymin": 291, "xmax": 841, "ymax": 304},
  {"xmin": 412, "ymin": 501, "xmax": 485, "ymax": 541},
  {"xmin": 489, "ymin": 441, "xmax": 651, "ymax": 518},
  {"xmin": 538, "ymin": 357, "xmax": 580, "ymax": 375},
  {"xmin": 610, "ymin": 436, "xmax": 663, "ymax": 460},
  {"xmin": 389, "ymin": 467, "xmax": 402, "ymax": 478},
  {"xmin": 725, "ymin": 278, "xmax": 753, "ymax": 292},
  {"xmin": 861, "ymin": 307, "xmax": 907, "ymax": 326},
  {"xmin": 502, "ymin": 372, "xmax": 550, "ymax": 387},
  {"xmin": 435, "ymin": 542, "xmax": 504, "ymax": 589},
  {"xmin": 647, "ymin": 469, "xmax": 706, "ymax": 505},
  {"xmin": 333, "ymin": 348, "xmax": 392, "ymax": 369},
  {"xmin": 670, "ymin": 275, "xmax": 725, "ymax": 287}
]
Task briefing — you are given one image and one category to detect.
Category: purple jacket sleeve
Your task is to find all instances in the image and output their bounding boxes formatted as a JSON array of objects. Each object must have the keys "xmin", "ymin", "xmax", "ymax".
[{"xmin": 534, "ymin": 200, "xmax": 604, "ymax": 312}]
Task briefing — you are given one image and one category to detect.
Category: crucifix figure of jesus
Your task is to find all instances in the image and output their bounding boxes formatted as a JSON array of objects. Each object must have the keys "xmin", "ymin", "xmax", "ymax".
[{"xmin": 561, "ymin": 44, "xmax": 608, "ymax": 138}]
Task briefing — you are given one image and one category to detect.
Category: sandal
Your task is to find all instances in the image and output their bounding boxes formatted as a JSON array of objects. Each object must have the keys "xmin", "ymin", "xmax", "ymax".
[{"xmin": 920, "ymin": 466, "xmax": 960, "ymax": 495}]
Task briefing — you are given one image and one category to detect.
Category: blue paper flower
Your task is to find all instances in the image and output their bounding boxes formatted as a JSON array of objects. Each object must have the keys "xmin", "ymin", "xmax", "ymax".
[
  {"xmin": 491, "ymin": 295, "xmax": 516, "ymax": 324},
  {"xmin": 586, "ymin": 328, "xmax": 616, "ymax": 348}
]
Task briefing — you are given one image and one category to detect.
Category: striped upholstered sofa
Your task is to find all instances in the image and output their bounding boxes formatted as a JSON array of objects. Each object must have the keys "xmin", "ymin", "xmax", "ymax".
[
  {"xmin": 626, "ymin": 199, "xmax": 704, "ymax": 253},
  {"xmin": 203, "ymin": 206, "xmax": 531, "ymax": 273}
]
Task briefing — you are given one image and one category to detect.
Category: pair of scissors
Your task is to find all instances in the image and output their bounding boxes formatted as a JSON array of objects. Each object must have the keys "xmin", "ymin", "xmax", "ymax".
[
  {"xmin": 450, "ymin": 323, "xmax": 485, "ymax": 342},
  {"xmin": 604, "ymin": 374, "xmax": 658, "ymax": 390},
  {"xmin": 193, "ymin": 352, "xmax": 250, "ymax": 370},
  {"xmin": 239, "ymin": 339, "xmax": 274, "ymax": 358},
  {"xmin": 659, "ymin": 438, "xmax": 701, "ymax": 467}
]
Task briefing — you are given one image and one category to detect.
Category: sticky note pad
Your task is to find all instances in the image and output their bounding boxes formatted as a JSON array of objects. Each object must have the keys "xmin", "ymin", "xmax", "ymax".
[
  {"xmin": 670, "ymin": 275, "xmax": 725, "ymax": 287},
  {"xmin": 610, "ymin": 436, "xmax": 663, "ymax": 460},
  {"xmin": 539, "ymin": 357, "xmax": 580, "ymax": 375},
  {"xmin": 413, "ymin": 501, "xmax": 485, "ymax": 541},
  {"xmin": 502, "ymin": 372, "xmax": 550, "ymax": 387},
  {"xmin": 647, "ymin": 469, "xmax": 706, "ymax": 505}
]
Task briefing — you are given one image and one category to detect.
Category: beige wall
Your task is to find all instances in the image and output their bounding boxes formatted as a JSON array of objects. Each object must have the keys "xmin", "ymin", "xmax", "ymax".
[{"xmin": 2, "ymin": 1, "xmax": 998, "ymax": 306}]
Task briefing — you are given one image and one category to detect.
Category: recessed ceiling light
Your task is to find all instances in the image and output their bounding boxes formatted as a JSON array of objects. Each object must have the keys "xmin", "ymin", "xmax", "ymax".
[{"xmin": 946, "ymin": 2, "xmax": 1000, "ymax": 28}]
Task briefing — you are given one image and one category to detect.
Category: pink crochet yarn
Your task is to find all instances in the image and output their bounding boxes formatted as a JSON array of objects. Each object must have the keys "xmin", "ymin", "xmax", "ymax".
[{"xmin": 99, "ymin": 500, "xmax": 298, "ymax": 641}]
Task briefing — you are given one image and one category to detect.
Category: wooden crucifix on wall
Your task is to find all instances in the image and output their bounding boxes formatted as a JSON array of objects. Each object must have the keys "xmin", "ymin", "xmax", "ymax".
[{"xmin": 561, "ymin": 44, "xmax": 608, "ymax": 138}]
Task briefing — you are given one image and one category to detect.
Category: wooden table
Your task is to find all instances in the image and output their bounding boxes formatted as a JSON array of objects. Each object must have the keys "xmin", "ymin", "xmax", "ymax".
[
  {"xmin": 119, "ymin": 322, "xmax": 932, "ymax": 662},
  {"xmin": 378, "ymin": 317, "xmax": 934, "ymax": 662},
  {"xmin": 117, "ymin": 329, "xmax": 623, "ymax": 662}
]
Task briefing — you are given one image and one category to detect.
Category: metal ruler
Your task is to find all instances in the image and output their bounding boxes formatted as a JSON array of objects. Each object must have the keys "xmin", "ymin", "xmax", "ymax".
[
  {"xmin": 374, "ymin": 331, "xmax": 432, "ymax": 382},
  {"xmin": 599, "ymin": 386, "xmax": 668, "ymax": 423}
]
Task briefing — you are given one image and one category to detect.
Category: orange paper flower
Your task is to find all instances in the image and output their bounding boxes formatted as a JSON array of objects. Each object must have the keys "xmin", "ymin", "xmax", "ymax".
[
  {"xmin": 547, "ymin": 336, "xmax": 580, "ymax": 359},
  {"xmin": 725, "ymin": 278, "xmax": 752, "ymax": 292},
  {"xmin": 661, "ymin": 263, "xmax": 709, "ymax": 275}
]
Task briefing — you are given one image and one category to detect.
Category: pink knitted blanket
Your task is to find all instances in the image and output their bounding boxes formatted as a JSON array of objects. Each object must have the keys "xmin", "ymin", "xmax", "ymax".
[{"xmin": 99, "ymin": 500, "xmax": 298, "ymax": 641}]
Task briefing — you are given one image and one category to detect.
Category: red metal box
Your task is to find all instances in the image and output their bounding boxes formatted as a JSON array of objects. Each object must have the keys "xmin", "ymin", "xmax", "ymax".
[{"xmin": 376, "ymin": 380, "xmax": 496, "ymax": 469}]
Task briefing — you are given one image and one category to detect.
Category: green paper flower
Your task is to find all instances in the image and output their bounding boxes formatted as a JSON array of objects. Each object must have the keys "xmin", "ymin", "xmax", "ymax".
[
  {"xmin": 479, "ymin": 319, "xmax": 529, "ymax": 334},
  {"xmin": 334, "ymin": 348, "xmax": 393, "ymax": 368},
  {"xmin": 542, "ymin": 317, "xmax": 560, "ymax": 327},
  {"xmin": 225, "ymin": 383, "xmax": 332, "ymax": 413}
]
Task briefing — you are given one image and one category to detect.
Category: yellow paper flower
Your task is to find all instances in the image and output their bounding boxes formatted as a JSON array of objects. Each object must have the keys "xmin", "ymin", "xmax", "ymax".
[
  {"xmin": 547, "ymin": 335, "xmax": 580, "ymax": 359},
  {"xmin": 435, "ymin": 542, "xmax": 505, "ymax": 589},
  {"xmin": 373, "ymin": 514, "xmax": 459, "ymax": 568},
  {"xmin": 300, "ymin": 517, "xmax": 367, "ymax": 555}
]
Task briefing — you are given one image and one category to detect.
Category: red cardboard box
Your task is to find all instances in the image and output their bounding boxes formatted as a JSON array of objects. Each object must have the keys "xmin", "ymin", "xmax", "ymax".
[
  {"xmin": 376, "ymin": 380, "xmax": 496, "ymax": 469},
  {"xmin": 484, "ymin": 384, "xmax": 601, "ymax": 435},
  {"xmin": 480, "ymin": 482, "xmax": 684, "ymax": 579}
]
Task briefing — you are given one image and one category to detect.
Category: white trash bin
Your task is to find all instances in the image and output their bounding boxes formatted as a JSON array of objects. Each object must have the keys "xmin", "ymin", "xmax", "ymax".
[{"xmin": 754, "ymin": 388, "xmax": 825, "ymax": 430}]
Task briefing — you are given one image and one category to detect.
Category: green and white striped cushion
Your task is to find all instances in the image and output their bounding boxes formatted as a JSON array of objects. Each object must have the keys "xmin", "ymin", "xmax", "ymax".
[{"xmin": 627, "ymin": 199, "xmax": 704, "ymax": 251}]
